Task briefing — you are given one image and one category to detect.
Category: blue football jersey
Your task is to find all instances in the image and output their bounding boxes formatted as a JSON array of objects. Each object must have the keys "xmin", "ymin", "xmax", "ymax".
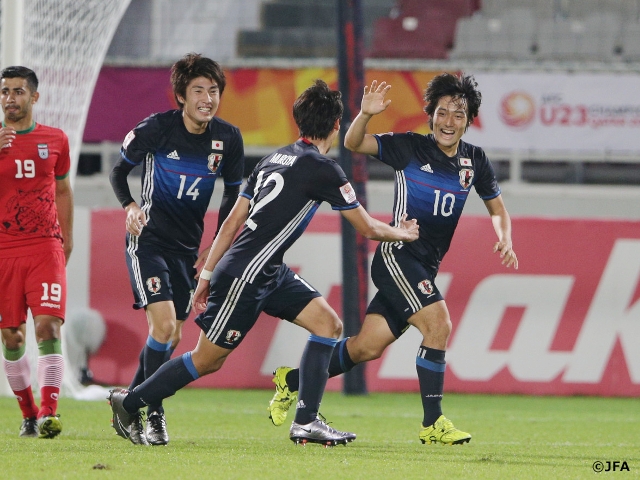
[
  {"xmin": 374, "ymin": 132, "xmax": 500, "ymax": 272},
  {"xmin": 217, "ymin": 139, "xmax": 360, "ymax": 283},
  {"xmin": 121, "ymin": 110, "xmax": 244, "ymax": 254}
]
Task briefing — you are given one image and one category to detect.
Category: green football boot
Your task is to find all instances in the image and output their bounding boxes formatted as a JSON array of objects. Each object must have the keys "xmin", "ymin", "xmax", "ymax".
[
  {"xmin": 268, "ymin": 366, "xmax": 297, "ymax": 426},
  {"xmin": 419, "ymin": 415, "xmax": 471, "ymax": 445},
  {"xmin": 37, "ymin": 415, "xmax": 62, "ymax": 439}
]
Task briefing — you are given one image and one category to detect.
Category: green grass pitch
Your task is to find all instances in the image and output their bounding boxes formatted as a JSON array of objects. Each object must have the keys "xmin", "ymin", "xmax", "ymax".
[{"xmin": 1, "ymin": 389, "xmax": 638, "ymax": 479}]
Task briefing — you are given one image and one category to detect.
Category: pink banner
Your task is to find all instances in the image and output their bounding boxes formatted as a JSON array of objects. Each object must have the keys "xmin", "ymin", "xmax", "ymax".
[{"xmin": 89, "ymin": 210, "xmax": 640, "ymax": 396}]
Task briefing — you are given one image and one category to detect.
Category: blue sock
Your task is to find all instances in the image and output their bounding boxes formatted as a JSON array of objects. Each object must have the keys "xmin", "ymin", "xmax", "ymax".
[
  {"xmin": 286, "ymin": 338, "xmax": 353, "ymax": 392},
  {"xmin": 128, "ymin": 347, "xmax": 146, "ymax": 391},
  {"xmin": 293, "ymin": 335, "xmax": 337, "ymax": 425},
  {"xmin": 141, "ymin": 336, "xmax": 172, "ymax": 414},
  {"xmin": 416, "ymin": 346, "xmax": 446, "ymax": 427},
  {"xmin": 123, "ymin": 352, "xmax": 199, "ymax": 413},
  {"xmin": 328, "ymin": 338, "xmax": 355, "ymax": 376}
]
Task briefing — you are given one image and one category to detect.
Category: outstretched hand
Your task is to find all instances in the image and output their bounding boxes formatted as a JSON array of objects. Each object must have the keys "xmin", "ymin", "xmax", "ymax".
[
  {"xmin": 493, "ymin": 241, "xmax": 518, "ymax": 269},
  {"xmin": 361, "ymin": 80, "xmax": 392, "ymax": 116},
  {"xmin": 398, "ymin": 213, "xmax": 419, "ymax": 242}
]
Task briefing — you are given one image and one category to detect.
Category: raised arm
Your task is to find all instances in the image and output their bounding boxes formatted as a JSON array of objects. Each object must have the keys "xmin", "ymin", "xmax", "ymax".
[
  {"xmin": 484, "ymin": 195, "xmax": 518, "ymax": 269},
  {"xmin": 340, "ymin": 206, "xmax": 418, "ymax": 243},
  {"xmin": 344, "ymin": 80, "xmax": 392, "ymax": 155}
]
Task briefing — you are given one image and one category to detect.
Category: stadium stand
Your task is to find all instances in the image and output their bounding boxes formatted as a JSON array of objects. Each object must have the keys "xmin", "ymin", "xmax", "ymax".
[
  {"xmin": 236, "ymin": 0, "xmax": 395, "ymax": 58},
  {"xmin": 369, "ymin": 0, "xmax": 479, "ymax": 59},
  {"xmin": 449, "ymin": 8, "xmax": 537, "ymax": 60},
  {"xmin": 622, "ymin": 21, "xmax": 640, "ymax": 61}
]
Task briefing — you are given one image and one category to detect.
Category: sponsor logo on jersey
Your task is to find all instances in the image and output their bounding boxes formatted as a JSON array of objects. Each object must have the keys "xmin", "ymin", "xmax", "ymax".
[
  {"xmin": 146, "ymin": 277, "xmax": 161, "ymax": 294},
  {"xmin": 40, "ymin": 302, "xmax": 61, "ymax": 309},
  {"xmin": 225, "ymin": 329, "xmax": 242, "ymax": 344},
  {"xmin": 417, "ymin": 279, "xmax": 434, "ymax": 295},
  {"xmin": 420, "ymin": 163, "xmax": 433, "ymax": 173},
  {"xmin": 212, "ymin": 140, "xmax": 224, "ymax": 150},
  {"xmin": 37, "ymin": 144, "xmax": 49, "ymax": 159},
  {"xmin": 459, "ymin": 168, "xmax": 474, "ymax": 189},
  {"xmin": 167, "ymin": 150, "xmax": 181, "ymax": 160},
  {"xmin": 459, "ymin": 157, "xmax": 472, "ymax": 167},
  {"xmin": 208, "ymin": 153, "xmax": 223, "ymax": 173},
  {"xmin": 269, "ymin": 153, "xmax": 297, "ymax": 166},
  {"xmin": 340, "ymin": 182, "xmax": 357, "ymax": 204},
  {"xmin": 123, "ymin": 130, "xmax": 135, "ymax": 149}
]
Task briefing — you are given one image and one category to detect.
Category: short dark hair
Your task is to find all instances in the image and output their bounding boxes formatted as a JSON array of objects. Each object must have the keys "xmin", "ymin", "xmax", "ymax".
[
  {"xmin": 1, "ymin": 66, "xmax": 38, "ymax": 92},
  {"xmin": 293, "ymin": 79, "xmax": 343, "ymax": 140},
  {"xmin": 423, "ymin": 72, "xmax": 481, "ymax": 131},
  {"xmin": 170, "ymin": 53, "xmax": 226, "ymax": 109}
]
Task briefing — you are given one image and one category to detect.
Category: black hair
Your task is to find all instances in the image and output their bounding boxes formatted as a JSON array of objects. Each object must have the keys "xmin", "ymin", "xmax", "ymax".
[
  {"xmin": 0, "ymin": 66, "xmax": 38, "ymax": 92},
  {"xmin": 423, "ymin": 72, "xmax": 481, "ymax": 131},
  {"xmin": 293, "ymin": 79, "xmax": 343, "ymax": 140},
  {"xmin": 170, "ymin": 53, "xmax": 226, "ymax": 109}
]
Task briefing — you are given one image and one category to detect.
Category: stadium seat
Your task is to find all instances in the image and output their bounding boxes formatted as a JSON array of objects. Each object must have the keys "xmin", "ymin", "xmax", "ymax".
[
  {"xmin": 369, "ymin": 15, "xmax": 450, "ymax": 59},
  {"xmin": 536, "ymin": 13, "xmax": 621, "ymax": 61},
  {"xmin": 536, "ymin": 18, "xmax": 585, "ymax": 60},
  {"xmin": 449, "ymin": 8, "xmax": 536, "ymax": 60},
  {"xmin": 369, "ymin": 0, "xmax": 480, "ymax": 59},
  {"xmin": 577, "ymin": 13, "xmax": 622, "ymax": 61},
  {"xmin": 621, "ymin": 21, "xmax": 640, "ymax": 61},
  {"xmin": 481, "ymin": 0, "xmax": 556, "ymax": 20}
]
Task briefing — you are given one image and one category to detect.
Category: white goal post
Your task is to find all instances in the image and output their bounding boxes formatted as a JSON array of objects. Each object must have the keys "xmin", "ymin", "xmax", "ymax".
[{"xmin": 0, "ymin": 0, "xmax": 131, "ymax": 399}]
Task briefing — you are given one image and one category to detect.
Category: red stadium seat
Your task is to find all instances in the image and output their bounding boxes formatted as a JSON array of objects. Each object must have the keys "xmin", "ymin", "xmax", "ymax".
[{"xmin": 368, "ymin": 0, "xmax": 480, "ymax": 59}]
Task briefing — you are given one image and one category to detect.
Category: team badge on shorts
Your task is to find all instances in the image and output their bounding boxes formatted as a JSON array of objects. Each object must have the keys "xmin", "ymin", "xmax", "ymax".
[
  {"xmin": 38, "ymin": 144, "xmax": 49, "ymax": 159},
  {"xmin": 459, "ymin": 168, "xmax": 474, "ymax": 189},
  {"xmin": 417, "ymin": 279, "xmax": 434, "ymax": 295},
  {"xmin": 225, "ymin": 330, "xmax": 242, "ymax": 344},
  {"xmin": 208, "ymin": 153, "xmax": 223, "ymax": 173},
  {"xmin": 146, "ymin": 277, "xmax": 162, "ymax": 294}
]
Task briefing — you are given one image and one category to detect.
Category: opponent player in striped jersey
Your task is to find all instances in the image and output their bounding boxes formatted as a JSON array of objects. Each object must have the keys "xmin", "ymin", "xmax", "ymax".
[
  {"xmin": 109, "ymin": 53, "xmax": 244, "ymax": 445},
  {"xmin": 267, "ymin": 73, "xmax": 518, "ymax": 445},
  {"xmin": 0, "ymin": 66, "xmax": 74, "ymax": 439},
  {"xmin": 109, "ymin": 79, "xmax": 419, "ymax": 446}
]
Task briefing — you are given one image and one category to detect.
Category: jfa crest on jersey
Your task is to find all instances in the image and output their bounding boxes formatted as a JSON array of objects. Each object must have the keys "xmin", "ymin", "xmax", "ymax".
[
  {"xmin": 208, "ymin": 153, "xmax": 223, "ymax": 173},
  {"xmin": 459, "ymin": 168, "xmax": 474, "ymax": 189}
]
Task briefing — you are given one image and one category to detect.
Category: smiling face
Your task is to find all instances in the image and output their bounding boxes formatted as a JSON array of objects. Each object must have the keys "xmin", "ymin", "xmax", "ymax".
[
  {"xmin": 177, "ymin": 76, "xmax": 220, "ymax": 134},
  {"xmin": 431, "ymin": 95, "xmax": 469, "ymax": 157},
  {"xmin": 1, "ymin": 77, "xmax": 38, "ymax": 129}
]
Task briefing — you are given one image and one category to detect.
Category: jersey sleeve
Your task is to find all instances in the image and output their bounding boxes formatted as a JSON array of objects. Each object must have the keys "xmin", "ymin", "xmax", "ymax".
[
  {"xmin": 309, "ymin": 158, "xmax": 360, "ymax": 211},
  {"xmin": 120, "ymin": 114, "xmax": 159, "ymax": 166},
  {"xmin": 240, "ymin": 163, "xmax": 259, "ymax": 200},
  {"xmin": 54, "ymin": 130, "xmax": 71, "ymax": 179},
  {"xmin": 472, "ymin": 147, "xmax": 501, "ymax": 200},
  {"xmin": 373, "ymin": 132, "xmax": 414, "ymax": 170},
  {"xmin": 221, "ymin": 126, "xmax": 245, "ymax": 186}
]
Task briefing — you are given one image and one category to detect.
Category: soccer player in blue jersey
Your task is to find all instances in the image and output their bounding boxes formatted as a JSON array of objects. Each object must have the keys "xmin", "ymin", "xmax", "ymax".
[
  {"xmin": 109, "ymin": 53, "xmax": 244, "ymax": 445},
  {"xmin": 109, "ymin": 79, "xmax": 419, "ymax": 447},
  {"xmin": 267, "ymin": 72, "xmax": 518, "ymax": 446}
]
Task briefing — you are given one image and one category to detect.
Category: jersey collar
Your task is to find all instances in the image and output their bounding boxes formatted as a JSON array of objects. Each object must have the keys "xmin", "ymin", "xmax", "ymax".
[{"xmin": 2, "ymin": 121, "xmax": 36, "ymax": 134}]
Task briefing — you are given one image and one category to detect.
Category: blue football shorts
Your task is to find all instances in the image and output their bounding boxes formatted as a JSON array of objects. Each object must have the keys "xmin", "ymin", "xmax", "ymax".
[
  {"xmin": 195, "ymin": 264, "xmax": 322, "ymax": 349},
  {"xmin": 366, "ymin": 242, "xmax": 444, "ymax": 338}
]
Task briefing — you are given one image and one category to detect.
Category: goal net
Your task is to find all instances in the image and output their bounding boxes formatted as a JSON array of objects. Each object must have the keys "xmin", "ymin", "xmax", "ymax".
[{"xmin": 0, "ymin": 0, "xmax": 131, "ymax": 399}]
